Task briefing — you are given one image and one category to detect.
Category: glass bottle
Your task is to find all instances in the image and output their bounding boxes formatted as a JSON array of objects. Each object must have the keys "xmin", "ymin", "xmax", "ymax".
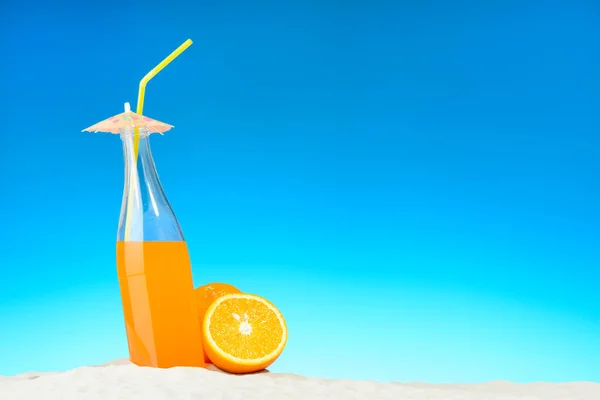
[{"xmin": 116, "ymin": 126, "xmax": 205, "ymax": 368}]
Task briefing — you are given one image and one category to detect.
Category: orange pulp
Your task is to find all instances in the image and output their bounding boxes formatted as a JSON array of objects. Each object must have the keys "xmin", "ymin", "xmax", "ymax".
[{"xmin": 116, "ymin": 241, "xmax": 205, "ymax": 368}]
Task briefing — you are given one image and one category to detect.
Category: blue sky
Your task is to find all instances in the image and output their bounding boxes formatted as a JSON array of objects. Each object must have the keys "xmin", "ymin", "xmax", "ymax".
[{"xmin": 0, "ymin": 0, "xmax": 599, "ymax": 383}]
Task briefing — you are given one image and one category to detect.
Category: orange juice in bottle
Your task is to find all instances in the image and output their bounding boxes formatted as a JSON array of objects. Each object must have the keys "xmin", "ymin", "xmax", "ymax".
[{"xmin": 116, "ymin": 126, "xmax": 204, "ymax": 368}]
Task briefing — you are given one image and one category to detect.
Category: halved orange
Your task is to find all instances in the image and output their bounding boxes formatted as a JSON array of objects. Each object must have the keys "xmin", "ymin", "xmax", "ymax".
[
  {"xmin": 202, "ymin": 293, "xmax": 288, "ymax": 374},
  {"xmin": 195, "ymin": 283, "xmax": 242, "ymax": 363}
]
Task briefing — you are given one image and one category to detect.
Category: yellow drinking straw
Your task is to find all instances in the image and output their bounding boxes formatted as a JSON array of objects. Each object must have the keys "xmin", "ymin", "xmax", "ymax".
[{"xmin": 124, "ymin": 39, "xmax": 193, "ymax": 241}]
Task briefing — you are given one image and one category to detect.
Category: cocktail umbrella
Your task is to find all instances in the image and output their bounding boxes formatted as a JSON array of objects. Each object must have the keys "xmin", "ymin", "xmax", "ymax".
[{"xmin": 82, "ymin": 102, "xmax": 173, "ymax": 134}]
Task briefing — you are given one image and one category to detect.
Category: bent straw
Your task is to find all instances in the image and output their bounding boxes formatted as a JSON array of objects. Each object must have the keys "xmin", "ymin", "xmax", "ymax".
[{"xmin": 124, "ymin": 39, "xmax": 193, "ymax": 241}]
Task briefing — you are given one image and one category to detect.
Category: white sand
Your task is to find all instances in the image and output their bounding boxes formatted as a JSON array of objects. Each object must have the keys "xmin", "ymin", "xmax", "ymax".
[{"xmin": 1, "ymin": 359, "xmax": 598, "ymax": 399}]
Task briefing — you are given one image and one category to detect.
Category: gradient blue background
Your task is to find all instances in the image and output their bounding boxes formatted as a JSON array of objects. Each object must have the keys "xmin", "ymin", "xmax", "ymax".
[{"xmin": 1, "ymin": 0, "xmax": 598, "ymax": 383}]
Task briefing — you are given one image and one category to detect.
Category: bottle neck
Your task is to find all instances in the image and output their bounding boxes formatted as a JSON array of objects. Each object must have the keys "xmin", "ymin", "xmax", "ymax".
[
  {"xmin": 121, "ymin": 129, "xmax": 157, "ymax": 189},
  {"xmin": 117, "ymin": 128, "xmax": 185, "ymax": 242}
]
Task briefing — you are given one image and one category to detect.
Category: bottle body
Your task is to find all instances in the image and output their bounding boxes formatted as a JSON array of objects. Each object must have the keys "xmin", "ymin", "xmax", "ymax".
[{"xmin": 116, "ymin": 127, "xmax": 204, "ymax": 368}]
